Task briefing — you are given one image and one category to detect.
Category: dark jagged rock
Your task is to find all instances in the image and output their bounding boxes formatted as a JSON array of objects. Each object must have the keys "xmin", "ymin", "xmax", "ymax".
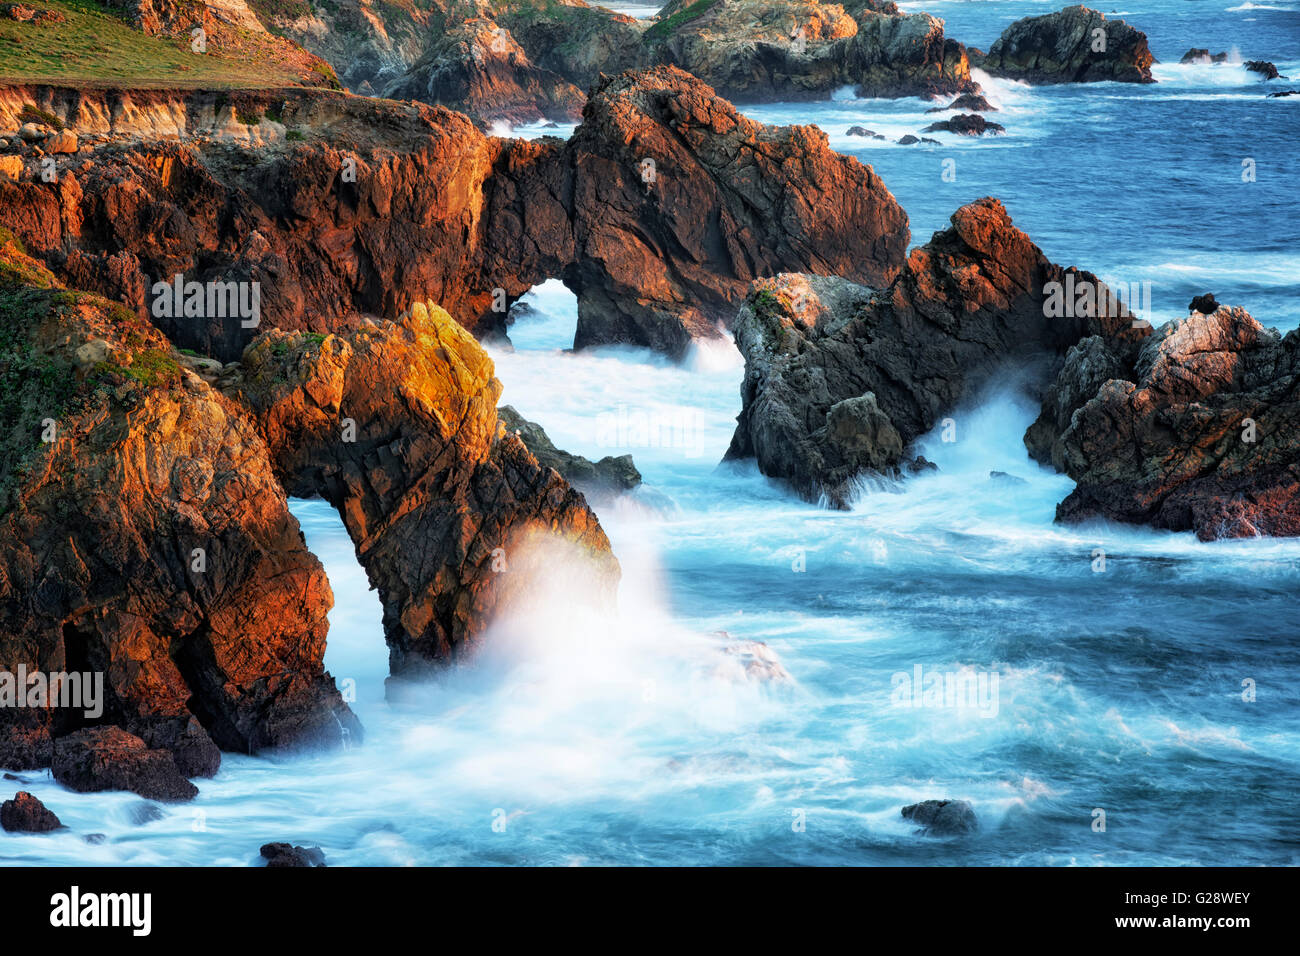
[
  {"xmin": 220, "ymin": 306, "xmax": 620, "ymax": 685},
  {"xmin": 1180, "ymin": 48, "xmax": 1229, "ymax": 65},
  {"xmin": 51, "ymin": 727, "xmax": 198, "ymax": 802},
  {"xmin": 846, "ymin": 126, "xmax": 885, "ymax": 139},
  {"xmin": 1245, "ymin": 60, "xmax": 1282, "ymax": 80},
  {"xmin": 498, "ymin": 405, "xmax": 641, "ymax": 499},
  {"xmin": 1, "ymin": 791, "xmax": 64, "ymax": 832},
  {"xmin": 1024, "ymin": 335, "xmax": 1131, "ymax": 471},
  {"xmin": 0, "ymin": 72, "xmax": 908, "ymax": 359},
  {"xmin": 381, "ymin": 18, "xmax": 585, "ymax": 124},
  {"xmin": 921, "ymin": 113, "xmax": 1005, "ymax": 135},
  {"xmin": 1268, "ymin": 90, "xmax": 1299, "ymax": 98},
  {"xmin": 724, "ymin": 199, "xmax": 1141, "ymax": 506},
  {"xmin": 1046, "ymin": 307, "xmax": 1300, "ymax": 540},
  {"xmin": 1189, "ymin": 292, "xmax": 1220, "ymax": 315},
  {"xmin": 980, "ymin": 6, "xmax": 1155, "ymax": 84},
  {"xmin": 902, "ymin": 798, "xmax": 978, "ymax": 834},
  {"xmin": 926, "ymin": 92, "xmax": 996, "ymax": 113},
  {"xmin": 260, "ymin": 842, "xmax": 327, "ymax": 867},
  {"xmin": 0, "ymin": 236, "xmax": 360, "ymax": 771},
  {"xmin": 896, "ymin": 134, "xmax": 940, "ymax": 145}
]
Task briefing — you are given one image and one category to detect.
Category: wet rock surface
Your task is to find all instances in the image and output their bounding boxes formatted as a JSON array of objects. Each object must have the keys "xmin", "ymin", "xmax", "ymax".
[
  {"xmin": 1, "ymin": 791, "xmax": 64, "ymax": 832},
  {"xmin": 902, "ymin": 798, "xmax": 978, "ymax": 835}
]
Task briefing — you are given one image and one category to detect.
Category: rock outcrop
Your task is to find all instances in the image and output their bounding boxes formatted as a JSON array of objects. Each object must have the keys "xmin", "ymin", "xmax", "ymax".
[
  {"xmin": 220, "ymin": 305, "xmax": 620, "ymax": 684},
  {"xmin": 498, "ymin": 406, "xmax": 641, "ymax": 500},
  {"xmin": 562, "ymin": 67, "xmax": 909, "ymax": 353},
  {"xmin": 978, "ymin": 6, "xmax": 1155, "ymax": 84},
  {"xmin": 0, "ymin": 235, "xmax": 360, "ymax": 772},
  {"xmin": 51, "ymin": 726, "xmax": 198, "ymax": 801},
  {"xmin": 1037, "ymin": 306, "xmax": 1300, "ymax": 540},
  {"xmin": 724, "ymin": 198, "xmax": 1141, "ymax": 506},
  {"xmin": 0, "ymin": 71, "xmax": 909, "ymax": 359},
  {"xmin": 381, "ymin": 17, "xmax": 585, "ymax": 124},
  {"xmin": 1, "ymin": 790, "xmax": 64, "ymax": 832},
  {"xmin": 921, "ymin": 114, "xmax": 1005, "ymax": 136}
]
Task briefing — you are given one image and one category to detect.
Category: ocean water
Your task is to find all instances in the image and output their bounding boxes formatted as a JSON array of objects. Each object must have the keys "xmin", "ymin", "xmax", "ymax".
[{"xmin": 3, "ymin": 0, "xmax": 1298, "ymax": 866}]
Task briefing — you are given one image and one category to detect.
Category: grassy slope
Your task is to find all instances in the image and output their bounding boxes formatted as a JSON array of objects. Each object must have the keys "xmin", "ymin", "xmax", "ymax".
[{"xmin": 0, "ymin": 0, "xmax": 322, "ymax": 88}]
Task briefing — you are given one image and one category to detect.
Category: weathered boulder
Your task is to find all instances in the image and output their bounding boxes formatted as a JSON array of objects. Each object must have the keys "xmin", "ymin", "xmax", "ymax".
[
  {"xmin": 498, "ymin": 405, "xmax": 641, "ymax": 500},
  {"xmin": 52, "ymin": 726, "xmax": 198, "ymax": 802},
  {"xmin": 979, "ymin": 6, "xmax": 1155, "ymax": 84},
  {"xmin": 221, "ymin": 305, "xmax": 620, "ymax": 684},
  {"xmin": 0, "ymin": 791, "xmax": 64, "ymax": 832},
  {"xmin": 902, "ymin": 798, "xmax": 978, "ymax": 835},
  {"xmin": 1048, "ymin": 307, "xmax": 1300, "ymax": 539},
  {"xmin": 724, "ymin": 199, "xmax": 1140, "ymax": 505},
  {"xmin": 0, "ymin": 235, "xmax": 360, "ymax": 770}
]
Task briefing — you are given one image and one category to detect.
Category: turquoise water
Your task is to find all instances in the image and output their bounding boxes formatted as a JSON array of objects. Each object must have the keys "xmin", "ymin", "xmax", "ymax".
[{"xmin": 3, "ymin": 1, "xmax": 1297, "ymax": 866}]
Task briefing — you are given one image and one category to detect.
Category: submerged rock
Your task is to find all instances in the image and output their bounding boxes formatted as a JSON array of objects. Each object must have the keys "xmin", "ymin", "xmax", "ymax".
[
  {"xmin": 724, "ymin": 199, "xmax": 1140, "ymax": 506},
  {"xmin": 260, "ymin": 842, "xmax": 327, "ymax": 867},
  {"xmin": 902, "ymin": 798, "xmax": 978, "ymax": 835},
  {"xmin": 498, "ymin": 406, "xmax": 641, "ymax": 500},
  {"xmin": 1, "ymin": 791, "xmax": 64, "ymax": 832},
  {"xmin": 980, "ymin": 6, "xmax": 1155, "ymax": 84},
  {"xmin": 52, "ymin": 727, "xmax": 198, "ymax": 802}
]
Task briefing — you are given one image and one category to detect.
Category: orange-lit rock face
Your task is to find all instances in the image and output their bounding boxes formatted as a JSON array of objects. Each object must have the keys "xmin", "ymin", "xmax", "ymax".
[
  {"xmin": 225, "ymin": 303, "xmax": 621, "ymax": 686},
  {"xmin": 0, "ymin": 71, "xmax": 909, "ymax": 360},
  {"xmin": 0, "ymin": 240, "xmax": 360, "ymax": 771}
]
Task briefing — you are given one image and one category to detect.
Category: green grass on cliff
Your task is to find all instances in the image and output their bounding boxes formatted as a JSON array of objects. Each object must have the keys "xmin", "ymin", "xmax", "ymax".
[
  {"xmin": 643, "ymin": 0, "xmax": 716, "ymax": 42},
  {"xmin": 0, "ymin": 0, "xmax": 309, "ymax": 88}
]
